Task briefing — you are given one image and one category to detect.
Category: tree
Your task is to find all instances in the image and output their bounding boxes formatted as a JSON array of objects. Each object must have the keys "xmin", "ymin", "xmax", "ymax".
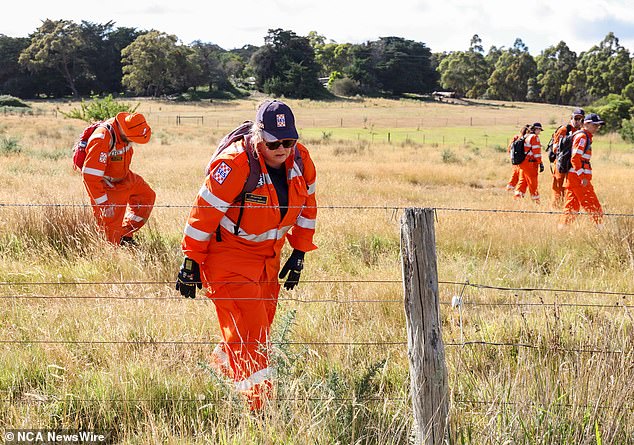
[
  {"xmin": 346, "ymin": 37, "xmax": 436, "ymax": 96},
  {"xmin": 372, "ymin": 37, "xmax": 437, "ymax": 95},
  {"xmin": 437, "ymin": 35, "xmax": 490, "ymax": 98},
  {"xmin": 0, "ymin": 34, "xmax": 40, "ymax": 97},
  {"xmin": 486, "ymin": 39, "xmax": 537, "ymax": 101},
  {"xmin": 535, "ymin": 41, "xmax": 577, "ymax": 104},
  {"xmin": 250, "ymin": 29, "xmax": 326, "ymax": 99},
  {"xmin": 18, "ymin": 19, "xmax": 91, "ymax": 97},
  {"xmin": 563, "ymin": 32, "xmax": 631, "ymax": 104},
  {"xmin": 121, "ymin": 31, "xmax": 195, "ymax": 96},
  {"xmin": 189, "ymin": 41, "xmax": 232, "ymax": 92}
]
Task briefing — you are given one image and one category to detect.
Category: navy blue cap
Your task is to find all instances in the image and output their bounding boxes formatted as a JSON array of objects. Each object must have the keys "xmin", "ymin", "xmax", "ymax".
[
  {"xmin": 256, "ymin": 100, "xmax": 299, "ymax": 142},
  {"xmin": 531, "ymin": 122, "xmax": 543, "ymax": 129},
  {"xmin": 584, "ymin": 113, "xmax": 604, "ymax": 124},
  {"xmin": 572, "ymin": 108, "xmax": 585, "ymax": 117}
]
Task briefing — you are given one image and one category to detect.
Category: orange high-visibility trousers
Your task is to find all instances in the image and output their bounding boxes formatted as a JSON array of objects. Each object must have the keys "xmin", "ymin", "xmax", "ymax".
[
  {"xmin": 514, "ymin": 162, "xmax": 540, "ymax": 203},
  {"xmin": 506, "ymin": 165, "xmax": 520, "ymax": 191},
  {"xmin": 551, "ymin": 171, "xmax": 566, "ymax": 208},
  {"xmin": 562, "ymin": 182, "xmax": 603, "ymax": 225},
  {"xmin": 88, "ymin": 172, "xmax": 155, "ymax": 244},
  {"xmin": 203, "ymin": 258, "xmax": 280, "ymax": 410}
]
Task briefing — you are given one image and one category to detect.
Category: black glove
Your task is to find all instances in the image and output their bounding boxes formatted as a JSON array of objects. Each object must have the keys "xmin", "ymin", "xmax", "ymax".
[
  {"xmin": 176, "ymin": 257, "xmax": 202, "ymax": 298},
  {"xmin": 279, "ymin": 249, "xmax": 305, "ymax": 290},
  {"xmin": 539, "ymin": 163, "xmax": 545, "ymax": 173}
]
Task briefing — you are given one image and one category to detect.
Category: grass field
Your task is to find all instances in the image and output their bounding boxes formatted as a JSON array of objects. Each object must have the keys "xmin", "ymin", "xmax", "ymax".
[{"xmin": 0, "ymin": 97, "xmax": 632, "ymax": 444}]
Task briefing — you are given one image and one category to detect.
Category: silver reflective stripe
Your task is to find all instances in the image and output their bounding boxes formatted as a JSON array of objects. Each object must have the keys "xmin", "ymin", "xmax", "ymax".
[
  {"xmin": 296, "ymin": 215, "xmax": 316, "ymax": 229},
  {"xmin": 198, "ymin": 185, "xmax": 231, "ymax": 212},
  {"xmin": 533, "ymin": 153, "xmax": 542, "ymax": 159},
  {"xmin": 212, "ymin": 344, "xmax": 229, "ymax": 367},
  {"xmin": 127, "ymin": 214, "xmax": 145, "ymax": 222},
  {"xmin": 234, "ymin": 367, "xmax": 273, "ymax": 392},
  {"xmin": 83, "ymin": 167, "xmax": 105, "ymax": 177},
  {"xmin": 307, "ymin": 181, "xmax": 316, "ymax": 195},
  {"xmin": 94, "ymin": 194, "xmax": 108, "ymax": 205},
  {"xmin": 581, "ymin": 153, "xmax": 591, "ymax": 159},
  {"xmin": 572, "ymin": 149, "xmax": 585, "ymax": 155},
  {"xmin": 184, "ymin": 224, "xmax": 212, "ymax": 242},
  {"xmin": 262, "ymin": 173, "xmax": 273, "ymax": 185},
  {"xmin": 582, "ymin": 168, "xmax": 592, "ymax": 174},
  {"xmin": 109, "ymin": 145, "xmax": 132, "ymax": 156},
  {"xmin": 289, "ymin": 162, "xmax": 303, "ymax": 180},
  {"xmin": 219, "ymin": 216, "xmax": 291, "ymax": 242}
]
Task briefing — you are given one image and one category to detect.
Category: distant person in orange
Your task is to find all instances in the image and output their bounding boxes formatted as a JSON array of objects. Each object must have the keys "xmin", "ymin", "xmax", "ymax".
[
  {"xmin": 506, "ymin": 124, "xmax": 530, "ymax": 192},
  {"xmin": 560, "ymin": 113, "xmax": 604, "ymax": 227},
  {"xmin": 82, "ymin": 112, "xmax": 155, "ymax": 245},
  {"xmin": 550, "ymin": 108, "xmax": 585, "ymax": 208},
  {"xmin": 514, "ymin": 123, "xmax": 544, "ymax": 204},
  {"xmin": 176, "ymin": 100, "xmax": 317, "ymax": 410}
]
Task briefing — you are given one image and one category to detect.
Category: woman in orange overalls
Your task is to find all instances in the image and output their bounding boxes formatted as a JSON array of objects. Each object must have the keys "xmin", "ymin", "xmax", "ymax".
[
  {"xmin": 176, "ymin": 100, "xmax": 317, "ymax": 409},
  {"xmin": 514, "ymin": 122, "xmax": 544, "ymax": 204},
  {"xmin": 506, "ymin": 124, "xmax": 530, "ymax": 191}
]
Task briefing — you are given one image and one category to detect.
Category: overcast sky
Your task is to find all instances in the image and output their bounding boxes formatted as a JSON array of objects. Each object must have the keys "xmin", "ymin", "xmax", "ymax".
[{"xmin": 4, "ymin": 0, "xmax": 634, "ymax": 55}]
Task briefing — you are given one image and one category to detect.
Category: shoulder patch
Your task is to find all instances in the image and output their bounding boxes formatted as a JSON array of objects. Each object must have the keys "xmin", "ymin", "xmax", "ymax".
[{"xmin": 212, "ymin": 161, "xmax": 232, "ymax": 184}]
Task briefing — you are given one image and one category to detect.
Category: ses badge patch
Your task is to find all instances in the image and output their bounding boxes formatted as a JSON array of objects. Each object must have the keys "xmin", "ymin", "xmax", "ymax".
[{"xmin": 212, "ymin": 161, "xmax": 232, "ymax": 184}]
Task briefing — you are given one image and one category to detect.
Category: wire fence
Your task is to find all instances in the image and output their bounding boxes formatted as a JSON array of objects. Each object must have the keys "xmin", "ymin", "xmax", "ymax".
[{"xmin": 0, "ymin": 204, "xmax": 632, "ymax": 424}]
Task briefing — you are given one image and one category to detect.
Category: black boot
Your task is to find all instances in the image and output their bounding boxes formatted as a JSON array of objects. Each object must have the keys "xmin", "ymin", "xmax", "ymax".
[{"xmin": 120, "ymin": 236, "xmax": 138, "ymax": 247}]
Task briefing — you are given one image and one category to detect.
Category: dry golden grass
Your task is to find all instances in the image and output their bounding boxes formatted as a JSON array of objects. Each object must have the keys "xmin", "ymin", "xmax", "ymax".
[{"xmin": 0, "ymin": 97, "xmax": 632, "ymax": 443}]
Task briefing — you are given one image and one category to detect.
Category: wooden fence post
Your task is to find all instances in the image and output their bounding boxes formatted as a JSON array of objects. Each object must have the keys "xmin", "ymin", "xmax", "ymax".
[{"xmin": 400, "ymin": 208, "xmax": 449, "ymax": 444}]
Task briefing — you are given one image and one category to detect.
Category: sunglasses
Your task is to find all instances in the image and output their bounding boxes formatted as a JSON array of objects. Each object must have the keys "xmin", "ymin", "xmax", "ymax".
[
  {"xmin": 573, "ymin": 116, "xmax": 584, "ymax": 121},
  {"xmin": 265, "ymin": 139, "xmax": 296, "ymax": 150}
]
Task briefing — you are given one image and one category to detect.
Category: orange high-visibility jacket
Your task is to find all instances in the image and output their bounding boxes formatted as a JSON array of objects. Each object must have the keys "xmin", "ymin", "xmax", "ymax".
[
  {"xmin": 182, "ymin": 140, "xmax": 317, "ymax": 277},
  {"xmin": 522, "ymin": 133, "xmax": 542, "ymax": 164},
  {"xmin": 566, "ymin": 130, "xmax": 593, "ymax": 183},
  {"xmin": 82, "ymin": 119, "xmax": 134, "ymax": 206}
]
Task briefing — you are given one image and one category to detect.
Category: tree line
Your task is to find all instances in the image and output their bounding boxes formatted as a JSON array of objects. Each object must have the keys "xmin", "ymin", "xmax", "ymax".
[{"xmin": 2, "ymin": 21, "xmax": 634, "ymax": 125}]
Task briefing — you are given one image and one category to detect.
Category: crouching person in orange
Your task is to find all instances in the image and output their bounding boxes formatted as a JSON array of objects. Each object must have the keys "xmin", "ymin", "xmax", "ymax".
[
  {"xmin": 175, "ymin": 100, "xmax": 317, "ymax": 410},
  {"xmin": 560, "ymin": 113, "xmax": 604, "ymax": 227},
  {"xmin": 82, "ymin": 112, "xmax": 155, "ymax": 245},
  {"xmin": 514, "ymin": 122, "xmax": 544, "ymax": 203}
]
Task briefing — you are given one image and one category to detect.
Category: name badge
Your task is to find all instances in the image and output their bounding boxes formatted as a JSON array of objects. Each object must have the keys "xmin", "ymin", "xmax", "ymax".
[{"xmin": 244, "ymin": 193, "xmax": 268, "ymax": 205}]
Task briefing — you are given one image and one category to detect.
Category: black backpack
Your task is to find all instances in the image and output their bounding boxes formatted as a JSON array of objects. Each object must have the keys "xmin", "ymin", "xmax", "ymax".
[
  {"xmin": 510, "ymin": 136, "xmax": 527, "ymax": 165},
  {"xmin": 546, "ymin": 124, "xmax": 573, "ymax": 163},
  {"xmin": 556, "ymin": 130, "xmax": 588, "ymax": 174}
]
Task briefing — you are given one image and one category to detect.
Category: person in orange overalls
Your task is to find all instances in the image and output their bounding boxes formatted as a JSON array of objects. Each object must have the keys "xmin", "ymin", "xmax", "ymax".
[
  {"xmin": 514, "ymin": 122, "xmax": 544, "ymax": 204},
  {"xmin": 505, "ymin": 124, "xmax": 530, "ymax": 191},
  {"xmin": 82, "ymin": 112, "xmax": 155, "ymax": 245},
  {"xmin": 560, "ymin": 113, "xmax": 604, "ymax": 226},
  {"xmin": 176, "ymin": 100, "xmax": 317, "ymax": 410},
  {"xmin": 550, "ymin": 108, "xmax": 585, "ymax": 208}
]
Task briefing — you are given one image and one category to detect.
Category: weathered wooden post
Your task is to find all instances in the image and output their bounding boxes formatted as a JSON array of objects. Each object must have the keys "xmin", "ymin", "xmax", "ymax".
[{"xmin": 400, "ymin": 208, "xmax": 449, "ymax": 444}]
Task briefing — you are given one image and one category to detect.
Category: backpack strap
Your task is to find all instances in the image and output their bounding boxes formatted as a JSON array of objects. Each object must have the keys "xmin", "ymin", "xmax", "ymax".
[{"xmin": 100, "ymin": 123, "xmax": 116, "ymax": 150}]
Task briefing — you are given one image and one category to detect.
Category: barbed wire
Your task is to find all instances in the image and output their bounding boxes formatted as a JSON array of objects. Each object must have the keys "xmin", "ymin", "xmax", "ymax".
[
  {"xmin": 0, "ymin": 338, "xmax": 627, "ymax": 355},
  {"xmin": 1, "ymin": 396, "xmax": 629, "ymax": 413},
  {"xmin": 1, "ymin": 202, "xmax": 633, "ymax": 218},
  {"xmin": 0, "ymin": 293, "xmax": 629, "ymax": 310}
]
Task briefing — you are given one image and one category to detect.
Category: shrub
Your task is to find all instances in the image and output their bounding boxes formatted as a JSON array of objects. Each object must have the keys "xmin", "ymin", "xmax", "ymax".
[
  {"xmin": 0, "ymin": 95, "xmax": 30, "ymax": 108},
  {"xmin": 60, "ymin": 94, "xmax": 139, "ymax": 122},
  {"xmin": 330, "ymin": 77, "xmax": 361, "ymax": 97},
  {"xmin": 620, "ymin": 117, "xmax": 634, "ymax": 144},
  {"xmin": 0, "ymin": 135, "xmax": 21, "ymax": 155}
]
